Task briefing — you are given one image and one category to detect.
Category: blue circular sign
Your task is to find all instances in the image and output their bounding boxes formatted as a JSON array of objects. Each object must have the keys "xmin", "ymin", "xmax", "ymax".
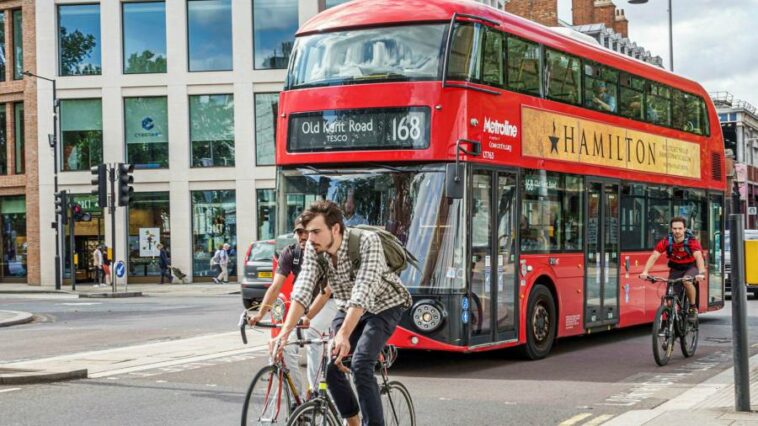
[{"xmin": 115, "ymin": 261, "xmax": 126, "ymax": 278}]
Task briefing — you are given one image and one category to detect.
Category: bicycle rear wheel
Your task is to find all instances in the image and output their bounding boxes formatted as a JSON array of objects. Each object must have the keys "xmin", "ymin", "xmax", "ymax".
[
  {"xmin": 287, "ymin": 398, "xmax": 340, "ymax": 426},
  {"xmin": 680, "ymin": 310, "xmax": 699, "ymax": 357},
  {"xmin": 381, "ymin": 381, "xmax": 416, "ymax": 426},
  {"xmin": 652, "ymin": 305, "xmax": 675, "ymax": 366},
  {"xmin": 242, "ymin": 365, "xmax": 294, "ymax": 426}
]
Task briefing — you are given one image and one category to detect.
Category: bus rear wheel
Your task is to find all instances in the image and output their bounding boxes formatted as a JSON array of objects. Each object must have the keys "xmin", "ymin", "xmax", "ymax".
[{"xmin": 523, "ymin": 284, "xmax": 556, "ymax": 360}]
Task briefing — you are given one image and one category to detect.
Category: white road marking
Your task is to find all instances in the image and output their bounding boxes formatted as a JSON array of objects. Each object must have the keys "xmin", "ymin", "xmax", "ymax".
[
  {"xmin": 559, "ymin": 413, "xmax": 592, "ymax": 425},
  {"xmin": 583, "ymin": 414, "xmax": 613, "ymax": 425},
  {"xmin": 0, "ymin": 388, "xmax": 21, "ymax": 394},
  {"xmin": 58, "ymin": 302, "xmax": 102, "ymax": 306}
]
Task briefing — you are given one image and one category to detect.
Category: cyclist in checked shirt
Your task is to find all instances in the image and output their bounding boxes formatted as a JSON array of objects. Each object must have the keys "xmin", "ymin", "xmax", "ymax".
[{"xmin": 270, "ymin": 200, "xmax": 412, "ymax": 426}]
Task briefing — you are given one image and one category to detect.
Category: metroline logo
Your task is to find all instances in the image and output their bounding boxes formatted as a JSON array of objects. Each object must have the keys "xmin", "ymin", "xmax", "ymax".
[{"xmin": 483, "ymin": 117, "xmax": 518, "ymax": 138}]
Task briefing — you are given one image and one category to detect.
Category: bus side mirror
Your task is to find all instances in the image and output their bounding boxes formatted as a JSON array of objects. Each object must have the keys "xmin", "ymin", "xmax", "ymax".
[{"xmin": 445, "ymin": 163, "xmax": 464, "ymax": 199}]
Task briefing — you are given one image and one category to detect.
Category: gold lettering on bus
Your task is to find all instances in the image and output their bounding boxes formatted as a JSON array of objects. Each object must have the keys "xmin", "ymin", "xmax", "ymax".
[{"xmin": 521, "ymin": 107, "xmax": 701, "ymax": 179}]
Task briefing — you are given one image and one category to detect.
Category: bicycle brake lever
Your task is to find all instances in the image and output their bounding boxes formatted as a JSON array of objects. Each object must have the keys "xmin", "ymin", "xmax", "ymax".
[{"xmin": 238, "ymin": 311, "xmax": 248, "ymax": 345}]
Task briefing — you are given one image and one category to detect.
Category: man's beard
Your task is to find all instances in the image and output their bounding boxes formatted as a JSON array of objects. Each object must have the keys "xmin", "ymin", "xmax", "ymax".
[{"xmin": 314, "ymin": 234, "xmax": 335, "ymax": 254}]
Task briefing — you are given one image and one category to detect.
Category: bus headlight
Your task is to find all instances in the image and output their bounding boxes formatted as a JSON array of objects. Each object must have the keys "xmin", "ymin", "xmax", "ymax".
[{"xmin": 411, "ymin": 300, "xmax": 445, "ymax": 333}]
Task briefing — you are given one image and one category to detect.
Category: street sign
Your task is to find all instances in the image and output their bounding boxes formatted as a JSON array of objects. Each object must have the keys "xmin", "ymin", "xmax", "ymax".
[
  {"xmin": 749, "ymin": 206, "xmax": 757, "ymax": 216},
  {"xmin": 115, "ymin": 261, "xmax": 126, "ymax": 278}
]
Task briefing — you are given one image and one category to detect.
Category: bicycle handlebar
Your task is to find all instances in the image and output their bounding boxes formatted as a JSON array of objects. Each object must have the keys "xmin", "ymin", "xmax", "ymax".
[{"xmin": 641, "ymin": 275, "xmax": 695, "ymax": 284}]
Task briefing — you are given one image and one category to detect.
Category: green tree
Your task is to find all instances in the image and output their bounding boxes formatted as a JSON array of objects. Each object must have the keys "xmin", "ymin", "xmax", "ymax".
[
  {"xmin": 59, "ymin": 27, "xmax": 100, "ymax": 76},
  {"xmin": 125, "ymin": 50, "xmax": 167, "ymax": 74}
]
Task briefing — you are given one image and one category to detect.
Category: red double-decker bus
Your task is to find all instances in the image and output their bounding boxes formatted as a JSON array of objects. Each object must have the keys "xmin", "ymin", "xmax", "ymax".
[{"xmin": 274, "ymin": 0, "xmax": 725, "ymax": 359}]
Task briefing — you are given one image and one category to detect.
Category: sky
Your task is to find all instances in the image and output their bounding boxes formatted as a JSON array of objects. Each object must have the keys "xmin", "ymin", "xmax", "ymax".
[{"xmin": 557, "ymin": 0, "xmax": 758, "ymax": 107}]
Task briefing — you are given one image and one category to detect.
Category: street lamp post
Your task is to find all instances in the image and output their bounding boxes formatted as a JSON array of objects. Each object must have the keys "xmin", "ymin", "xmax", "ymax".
[
  {"xmin": 629, "ymin": 0, "xmax": 674, "ymax": 72},
  {"xmin": 22, "ymin": 71, "xmax": 63, "ymax": 290}
]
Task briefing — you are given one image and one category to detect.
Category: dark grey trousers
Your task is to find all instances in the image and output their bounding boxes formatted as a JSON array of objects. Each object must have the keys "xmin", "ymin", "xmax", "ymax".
[{"xmin": 327, "ymin": 306, "xmax": 403, "ymax": 426}]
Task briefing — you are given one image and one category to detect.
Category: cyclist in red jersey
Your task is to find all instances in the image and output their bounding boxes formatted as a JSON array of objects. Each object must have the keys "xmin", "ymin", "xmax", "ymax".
[{"xmin": 640, "ymin": 216, "xmax": 706, "ymax": 319}]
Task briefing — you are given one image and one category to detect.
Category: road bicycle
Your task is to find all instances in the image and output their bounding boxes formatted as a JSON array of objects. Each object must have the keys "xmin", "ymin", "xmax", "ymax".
[
  {"xmin": 237, "ymin": 310, "xmax": 415, "ymax": 426},
  {"xmin": 643, "ymin": 275, "xmax": 699, "ymax": 366},
  {"xmin": 239, "ymin": 310, "xmax": 309, "ymax": 426}
]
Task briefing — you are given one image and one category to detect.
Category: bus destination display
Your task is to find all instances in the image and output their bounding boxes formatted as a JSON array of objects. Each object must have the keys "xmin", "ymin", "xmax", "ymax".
[{"xmin": 288, "ymin": 107, "xmax": 430, "ymax": 152}]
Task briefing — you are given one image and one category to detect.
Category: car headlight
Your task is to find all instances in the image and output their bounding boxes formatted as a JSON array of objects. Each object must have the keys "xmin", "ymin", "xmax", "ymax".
[
  {"xmin": 271, "ymin": 297, "xmax": 287, "ymax": 323},
  {"xmin": 411, "ymin": 299, "xmax": 445, "ymax": 333}
]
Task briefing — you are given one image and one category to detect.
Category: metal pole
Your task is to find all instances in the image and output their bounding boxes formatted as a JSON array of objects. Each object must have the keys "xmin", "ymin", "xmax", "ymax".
[
  {"xmin": 109, "ymin": 164, "xmax": 117, "ymax": 293},
  {"xmin": 668, "ymin": 0, "xmax": 674, "ymax": 71},
  {"xmin": 729, "ymin": 213, "xmax": 750, "ymax": 411},
  {"xmin": 52, "ymin": 79, "xmax": 62, "ymax": 290},
  {"xmin": 69, "ymin": 210, "xmax": 76, "ymax": 291}
]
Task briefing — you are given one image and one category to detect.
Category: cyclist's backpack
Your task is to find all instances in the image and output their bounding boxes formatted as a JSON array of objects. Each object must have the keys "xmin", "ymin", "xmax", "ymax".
[
  {"xmin": 666, "ymin": 229, "xmax": 694, "ymax": 257},
  {"xmin": 345, "ymin": 225, "xmax": 419, "ymax": 276}
]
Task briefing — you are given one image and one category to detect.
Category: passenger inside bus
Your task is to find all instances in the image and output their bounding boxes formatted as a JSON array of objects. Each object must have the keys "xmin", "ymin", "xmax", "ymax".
[{"xmin": 592, "ymin": 82, "xmax": 617, "ymax": 113}]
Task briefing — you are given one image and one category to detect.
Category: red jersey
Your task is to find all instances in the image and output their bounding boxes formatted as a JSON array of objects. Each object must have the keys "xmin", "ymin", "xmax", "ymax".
[{"xmin": 654, "ymin": 237, "xmax": 702, "ymax": 265}]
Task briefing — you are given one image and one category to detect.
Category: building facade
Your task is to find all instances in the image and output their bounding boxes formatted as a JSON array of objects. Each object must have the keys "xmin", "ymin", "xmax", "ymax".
[
  {"xmin": 0, "ymin": 0, "xmax": 38, "ymax": 285},
  {"xmin": 712, "ymin": 91, "xmax": 758, "ymax": 228},
  {"xmin": 35, "ymin": 0, "xmax": 351, "ymax": 286}
]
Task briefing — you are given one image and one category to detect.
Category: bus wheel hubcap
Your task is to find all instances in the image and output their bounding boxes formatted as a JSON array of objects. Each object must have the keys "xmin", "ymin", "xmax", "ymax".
[{"xmin": 533, "ymin": 304, "xmax": 549, "ymax": 341}]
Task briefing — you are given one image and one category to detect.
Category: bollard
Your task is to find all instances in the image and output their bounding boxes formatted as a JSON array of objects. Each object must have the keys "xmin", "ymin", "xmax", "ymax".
[{"xmin": 729, "ymin": 214, "xmax": 751, "ymax": 412}]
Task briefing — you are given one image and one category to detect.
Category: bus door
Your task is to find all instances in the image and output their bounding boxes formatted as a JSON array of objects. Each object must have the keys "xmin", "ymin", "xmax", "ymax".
[
  {"xmin": 469, "ymin": 168, "xmax": 518, "ymax": 345},
  {"xmin": 585, "ymin": 179, "xmax": 620, "ymax": 329}
]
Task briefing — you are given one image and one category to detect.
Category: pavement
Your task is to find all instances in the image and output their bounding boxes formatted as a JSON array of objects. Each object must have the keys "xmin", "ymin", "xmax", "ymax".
[{"xmin": 0, "ymin": 282, "xmax": 245, "ymax": 384}]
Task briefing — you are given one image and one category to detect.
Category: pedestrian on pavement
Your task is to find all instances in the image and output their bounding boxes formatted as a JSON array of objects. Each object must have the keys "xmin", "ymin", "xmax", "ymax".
[
  {"xmin": 271, "ymin": 200, "xmax": 412, "ymax": 426},
  {"xmin": 158, "ymin": 243, "xmax": 171, "ymax": 284},
  {"xmin": 249, "ymin": 214, "xmax": 337, "ymax": 399},
  {"xmin": 102, "ymin": 246, "xmax": 111, "ymax": 286},
  {"xmin": 92, "ymin": 245, "xmax": 104, "ymax": 287},
  {"xmin": 212, "ymin": 244, "xmax": 229, "ymax": 284}
]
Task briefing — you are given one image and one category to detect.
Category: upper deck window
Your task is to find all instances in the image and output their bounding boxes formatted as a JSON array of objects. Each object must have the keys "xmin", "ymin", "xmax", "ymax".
[
  {"xmin": 545, "ymin": 48, "xmax": 581, "ymax": 105},
  {"xmin": 287, "ymin": 24, "xmax": 446, "ymax": 89},
  {"xmin": 506, "ymin": 36, "xmax": 540, "ymax": 95},
  {"xmin": 447, "ymin": 23, "xmax": 505, "ymax": 88}
]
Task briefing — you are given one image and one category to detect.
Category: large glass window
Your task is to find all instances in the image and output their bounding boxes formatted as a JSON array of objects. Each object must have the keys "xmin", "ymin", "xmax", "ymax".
[
  {"xmin": 620, "ymin": 183, "xmax": 646, "ymax": 250},
  {"xmin": 257, "ymin": 189, "xmax": 276, "ymax": 240},
  {"xmin": 254, "ymin": 92, "xmax": 278, "ymax": 165},
  {"xmin": 12, "ymin": 9, "xmax": 22, "ymax": 80},
  {"xmin": 673, "ymin": 188, "xmax": 707, "ymax": 247},
  {"xmin": 545, "ymin": 48, "xmax": 581, "ymax": 105},
  {"xmin": 192, "ymin": 190, "xmax": 236, "ymax": 278},
  {"xmin": 506, "ymin": 36, "xmax": 540, "ymax": 95},
  {"xmin": 646, "ymin": 186, "xmax": 671, "ymax": 247},
  {"xmin": 123, "ymin": 2, "xmax": 167, "ymax": 74},
  {"xmin": 58, "ymin": 4, "xmax": 102, "ymax": 76},
  {"xmin": 190, "ymin": 94, "xmax": 234, "ymax": 167},
  {"xmin": 125, "ymin": 96, "xmax": 169, "ymax": 169},
  {"xmin": 583, "ymin": 62, "xmax": 618, "ymax": 113},
  {"xmin": 128, "ymin": 192, "xmax": 171, "ymax": 279},
  {"xmin": 447, "ymin": 24, "xmax": 504, "ymax": 88},
  {"xmin": 187, "ymin": 0, "xmax": 232, "ymax": 72},
  {"xmin": 0, "ymin": 105, "xmax": 6, "ymax": 175},
  {"xmin": 520, "ymin": 171, "xmax": 584, "ymax": 253},
  {"xmin": 61, "ymin": 99, "xmax": 102, "ymax": 172},
  {"xmin": 0, "ymin": 195, "xmax": 26, "ymax": 281},
  {"xmin": 13, "ymin": 102, "xmax": 23, "ymax": 174},
  {"xmin": 673, "ymin": 90, "xmax": 709, "ymax": 136},
  {"xmin": 287, "ymin": 24, "xmax": 446, "ymax": 89},
  {"xmin": 619, "ymin": 72, "xmax": 644, "ymax": 120},
  {"xmin": 645, "ymin": 81, "xmax": 671, "ymax": 127},
  {"xmin": 253, "ymin": 0, "xmax": 297, "ymax": 69},
  {"xmin": 279, "ymin": 165, "xmax": 465, "ymax": 292},
  {"xmin": 0, "ymin": 12, "xmax": 6, "ymax": 81}
]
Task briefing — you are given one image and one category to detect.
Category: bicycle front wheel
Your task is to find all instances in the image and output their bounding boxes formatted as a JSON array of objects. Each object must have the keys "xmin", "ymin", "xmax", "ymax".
[
  {"xmin": 287, "ymin": 398, "xmax": 340, "ymax": 426},
  {"xmin": 381, "ymin": 381, "xmax": 416, "ymax": 426},
  {"xmin": 242, "ymin": 365, "xmax": 294, "ymax": 426},
  {"xmin": 652, "ymin": 304, "xmax": 675, "ymax": 366},
  {"xmin": 680, "ymin": 310, "xmax": 699, "ymax": 358}
]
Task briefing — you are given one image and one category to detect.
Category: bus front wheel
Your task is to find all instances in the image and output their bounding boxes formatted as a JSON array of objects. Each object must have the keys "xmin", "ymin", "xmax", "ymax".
[{"xmin": 523, "ymin": 284, "xmax": 556, "ymax": 360}]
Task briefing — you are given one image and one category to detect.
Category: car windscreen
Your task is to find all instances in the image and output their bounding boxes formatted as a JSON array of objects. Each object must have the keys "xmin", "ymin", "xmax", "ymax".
[{"xmin": 249, "ymin": 242, "xmax": 275, "ymax": 261}]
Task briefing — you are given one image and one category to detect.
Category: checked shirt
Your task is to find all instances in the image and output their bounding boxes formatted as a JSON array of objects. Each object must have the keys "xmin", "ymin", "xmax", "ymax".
[{"xmin": 291, "ymin": 229, "xmax": 412, "ymax": 314}]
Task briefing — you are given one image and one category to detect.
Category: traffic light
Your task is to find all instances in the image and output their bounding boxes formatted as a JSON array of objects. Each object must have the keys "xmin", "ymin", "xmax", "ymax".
[
  {"xmin": 90, "ymin": 164, "xmax": 107, "ymax": 208},
  {"xmin": 70, "ymin": 203, "xmax": 92, "ymax": 222},
  {"xmin": 55, "ymin": 190, "xmax": 68, "ymax": 226},
  {"xmin": 118, "ymin": 163, "xmax": 134, "ymax": 207}
]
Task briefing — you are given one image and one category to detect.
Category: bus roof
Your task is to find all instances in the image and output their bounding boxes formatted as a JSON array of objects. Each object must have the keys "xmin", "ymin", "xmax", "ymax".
[{"xmin": 298, "ymin": 0, "xmax": 707, "ymax": 98}]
